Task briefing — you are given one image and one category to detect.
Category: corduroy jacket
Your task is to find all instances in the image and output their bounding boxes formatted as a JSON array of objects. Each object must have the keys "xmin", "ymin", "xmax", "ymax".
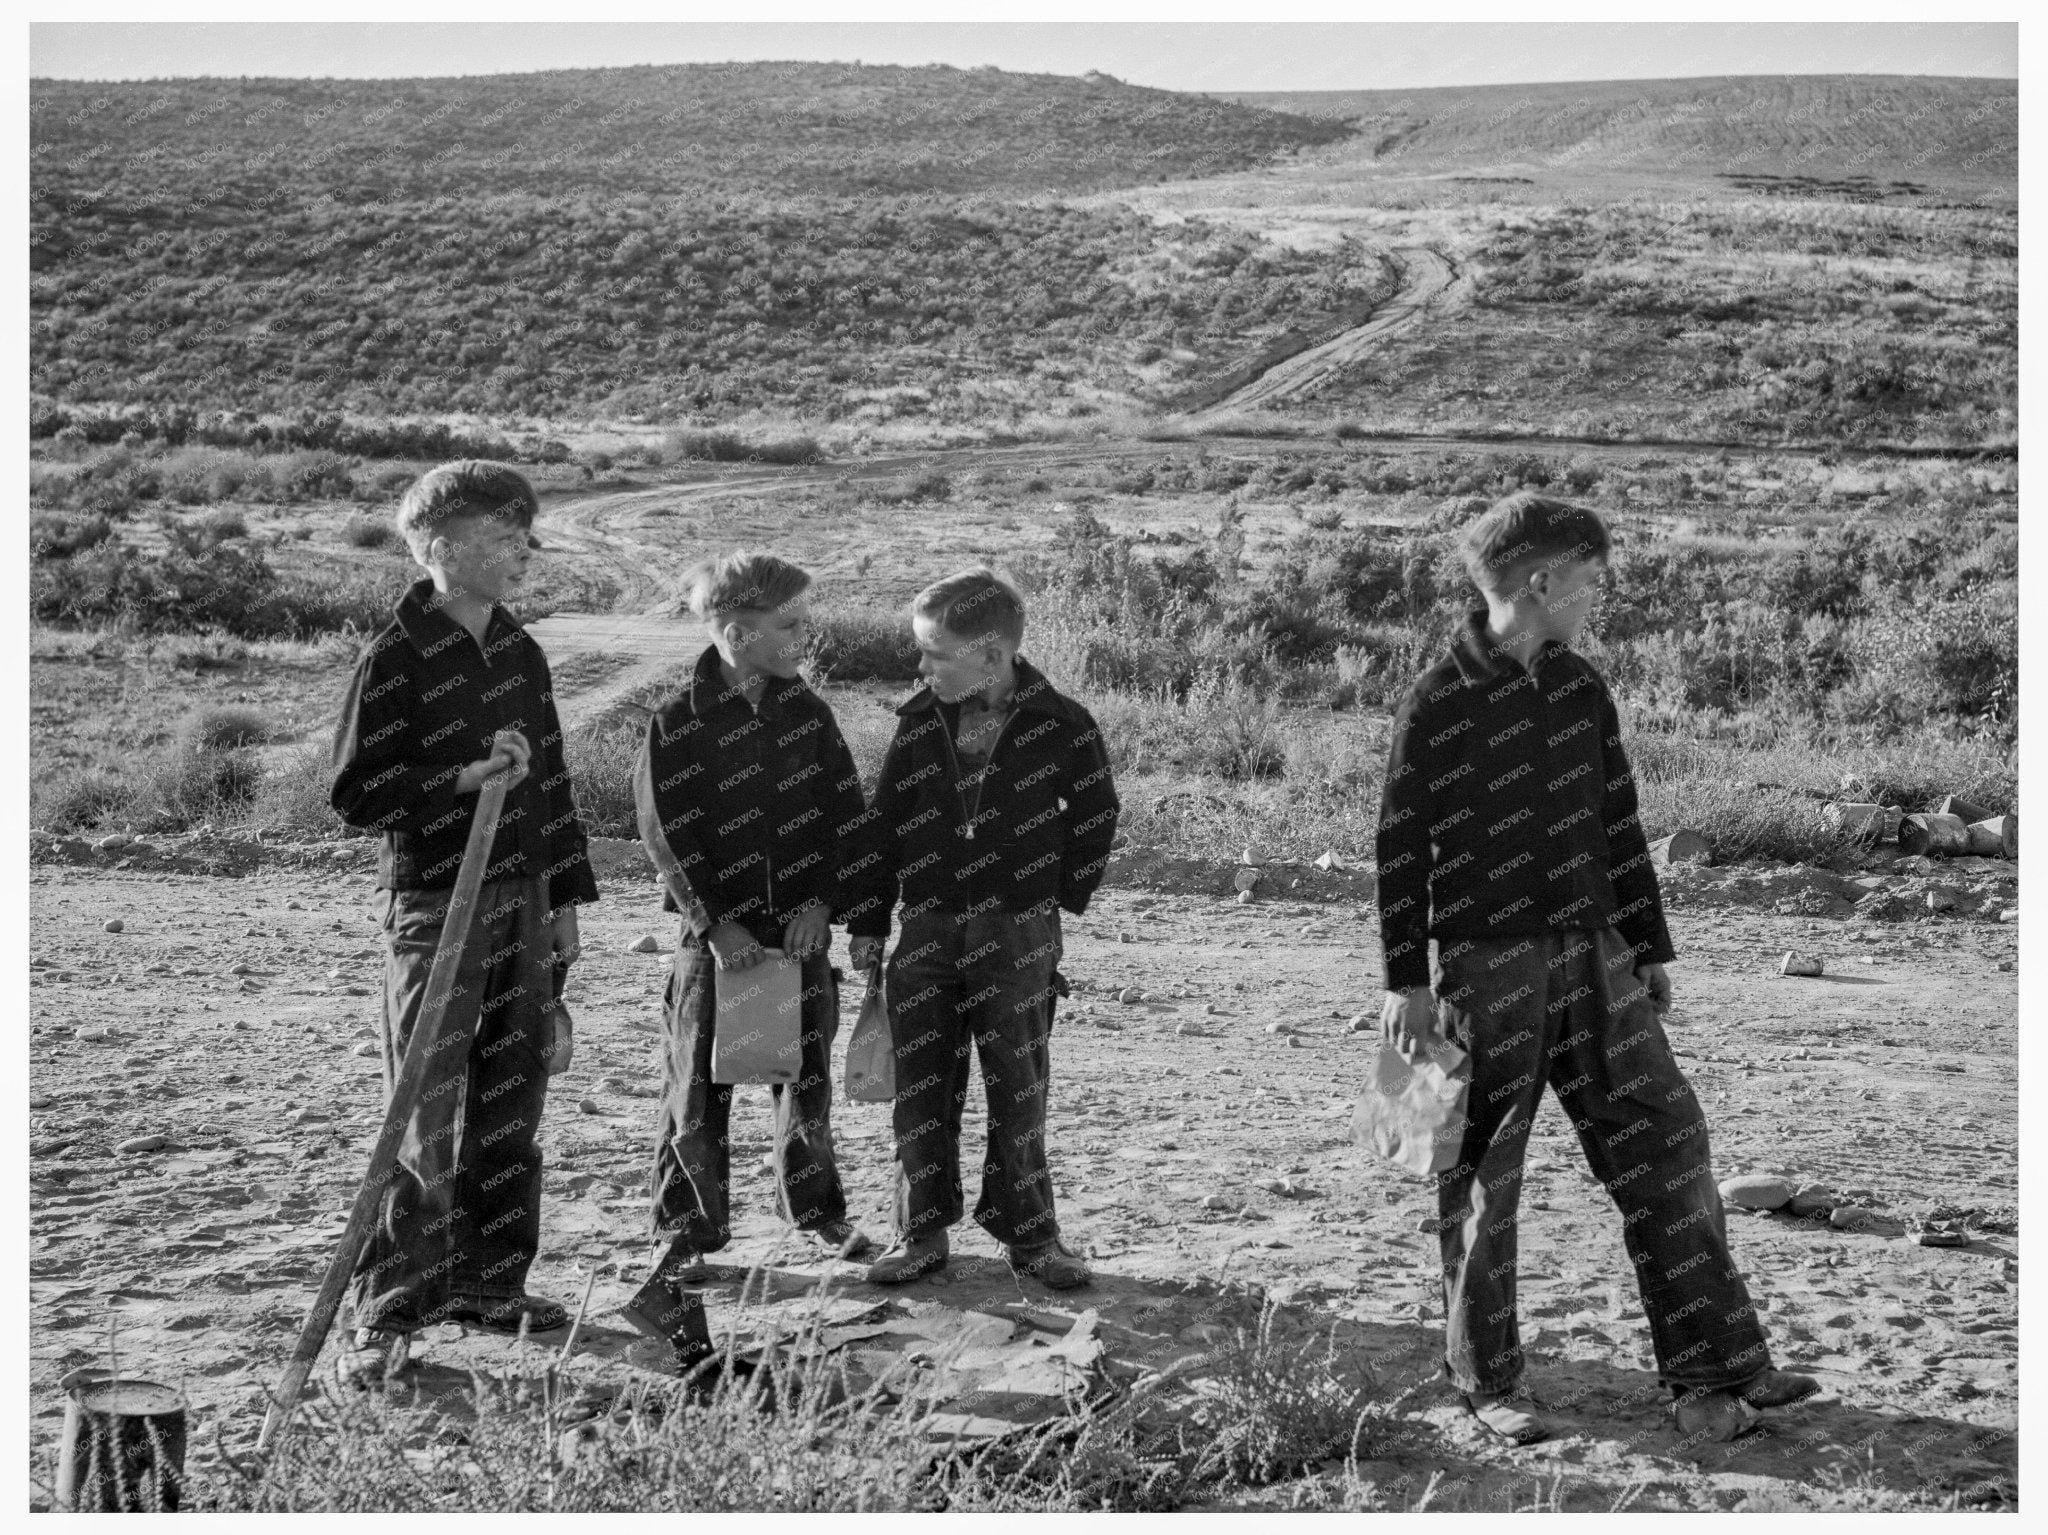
[
  {"xmin": 846, "ymin": 657, "xmax": 1120, "ymax": 941},
  {"xmin": 636, "ymin": 645, "xmax": 869, "ymax": 946},
  {"xmin": 330, "ymin": 578, "xmax": 598, "ymax": 911},
  {"xmin": 1374, "ymin": 608, "xmax": 1676, "ymax": 992}
]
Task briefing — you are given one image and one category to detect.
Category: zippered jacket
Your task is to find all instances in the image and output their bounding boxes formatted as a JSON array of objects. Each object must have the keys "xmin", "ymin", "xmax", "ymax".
[
  {"xmin": 1374, "ymin": 607, "xmax": 1676, "ymax": 992},
  {"xmin": 636, "ymin": 645, "xmax": 869, "ymax": 945},
  {"xmin": 845, "ymin": 656, "xmax": 1120, "ymax": 941},
  {"xmin": 331, "ymin": 577, "xmax": 598, "ymax": 911}
]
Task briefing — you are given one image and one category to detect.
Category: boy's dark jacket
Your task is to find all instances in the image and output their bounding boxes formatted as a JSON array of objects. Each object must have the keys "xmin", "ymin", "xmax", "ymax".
[
  {"xmin": 846, "ymin": 656, "xmax": 1120, "ymax": 941},
  {"xmin": 1375, "ymin": 608, "xmax": 1676, "ymax": 991},
  {"xmin": 331, "ymin": 578, "xmax": 598, "ymax": 910},
  {"xmin": 636, "ymin": 646, "xmax": 868, "ymax": 944}
]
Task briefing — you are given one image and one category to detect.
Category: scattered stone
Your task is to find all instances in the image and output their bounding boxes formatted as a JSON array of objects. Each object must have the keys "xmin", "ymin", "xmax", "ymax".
[
  {"xmin": 1996, "ymin": 958, "xmax": 2013, "ymax": 971},
  {"xmin": 94, "ymin": 834, "xmax": 132, "ymax": 853},
  {"xmin": 228, "ymin": 962, "xmax": 253, "ymax": 976},
  {"xmin": 1925, "ymin": 889, "xmax": 1958, "ymax": 913},
  {"xmin": 578, "ymin": 1097, "xmax": 602, "ymax": 1114},
  {"xmin": 1264, "ymin": 1021, "xmax": 1292, "ymax": 1035},
  {"xmin": 286, "ymin": 899, "xmax": 306, "ymax": 910},
  {"xmin": 1829, "ymin": 1205, "xmax": 1898, "ymax": 1234},
  {"xmin": 293, "ymin": 1106, "xmax": 331, "ymax": 1125},
  {"xmin": 118, "ymin": 1134, "xmax": 168, "ymax": 1154},
  {"xmin": 1720, "ymin": 1174, "xmax": 1795, "ymax": 1211},
  {"xmin": 1117, "ymin": 986, "xmax": 1145, "ymax": 1004},
  {"xmin": 351, "ymin": 1040, "xmax": 381, "ymax": 1057},
  {"xmin": 1787, "ymin": 1182, "xmax": 1838, "ymax": 1218},
  {"xmin": 1313, "ymin": 850, "xmax": 1345, "ymax": 872},
  {"xmin": 1231, "ymin": 867, "xmax": 1262, "ymax": 894},
  {"xmin": 76, "ymin": 1026, "xmax": 117, "ymax": 1042},
  {"xmin": 630, "ymin": 935, "xmax": 662, "ymax": 954},
  {"xmin": 1915, "ymin": 1220, "xmax": 1971, "ymax": 1248},
  {"xmin": 29, "ymin": 1093, "xmax": 53, "ymax": 1110},
  {"xmin": 102, "ymin": 918, "xmax": 124, "ymax": 934},
  {"xmin": 1347, "ymin": 1013, "xmax": 1375, "ymax": 1034},
  {"xmin": 1236, "ymin": 890, "xmax": 1256, "ymax": 906},
  {"xmin": 1779, "ymin": 952, "xmax": 1824, "ymax": 978},
  {"xmin": 1205, "ymin": 1002, "xmax": 1227, "ymax": 1016},
  {"xmin": 1998, "ymin": 907, "xmax": 2018, "ymax": 924},
  {"xmin": 1240, "ymin": 843, "xmax": 1264, "ymax": 866},
  {"xmin": 1199, "ymin": 1193, "xmax": 1233, "ymax": 1211}
]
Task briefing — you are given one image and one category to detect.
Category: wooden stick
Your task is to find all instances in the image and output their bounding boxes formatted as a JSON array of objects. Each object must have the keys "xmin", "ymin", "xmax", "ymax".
[{"xmin": 258, "ymin": 776, "xmax": 509, "ymax": 1450}]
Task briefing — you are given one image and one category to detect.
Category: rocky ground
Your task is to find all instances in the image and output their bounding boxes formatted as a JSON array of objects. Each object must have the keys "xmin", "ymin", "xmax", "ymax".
[{"xmin": 26, "ymin": 831, "xmax": 2017, "ymax": 1511}]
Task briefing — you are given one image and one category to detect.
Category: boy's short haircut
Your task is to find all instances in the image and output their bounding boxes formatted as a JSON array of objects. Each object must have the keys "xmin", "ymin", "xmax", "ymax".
[
  {"xmin": 913, "ymin": 567, "xmax": 1026, "ymax": 649},
  {"xmin": 1459, "ymin": 491, "xmax": 1612, "ymax": 597},
  {"xmin": 684, "ymin": 550, "xmax": 812, "ymax": 619},
  {"xmin": 396, "ymin": 460, "xmax": 538, "ymax": 560}
]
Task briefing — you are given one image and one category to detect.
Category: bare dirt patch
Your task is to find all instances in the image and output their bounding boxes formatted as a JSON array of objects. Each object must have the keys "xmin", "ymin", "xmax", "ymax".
[{"xmin": 28, "ymin": 857, "xmax": 2016, "ymax": 1510}]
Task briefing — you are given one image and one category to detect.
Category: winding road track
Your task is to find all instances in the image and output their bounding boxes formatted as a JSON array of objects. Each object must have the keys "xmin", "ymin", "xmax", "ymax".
[{"xmin": 1185, "ymin": 245, "xmax": 1471, "ymax": 420}]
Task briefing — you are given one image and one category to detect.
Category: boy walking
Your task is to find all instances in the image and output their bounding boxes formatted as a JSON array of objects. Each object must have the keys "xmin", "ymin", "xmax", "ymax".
[
  {"xmin": 635, "ymin": 553, "xmax": 874, "ymax": 1283},
  {"xmin": 330, "ymin": 460, "xmax": 595, "ymax": 1385},
  {"xmin": 1374, "ymin": 492, "xmax": 1816, "ymax": 1445},
  {"xmin": 847, "ymin": 569, "xmax": 1120, "ymax": 1290}
]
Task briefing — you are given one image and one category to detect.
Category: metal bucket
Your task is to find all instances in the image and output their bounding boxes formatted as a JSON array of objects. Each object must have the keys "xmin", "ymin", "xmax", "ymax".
[{"xmin": 54, "ymin": 1374, "xmax": 187, "ymax": 1511}]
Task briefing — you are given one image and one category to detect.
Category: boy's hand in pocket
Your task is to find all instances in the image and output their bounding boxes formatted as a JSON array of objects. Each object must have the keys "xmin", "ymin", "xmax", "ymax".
[{"xmin": 848, "ymin": 936, "xmax": 884, "ymax": 971}]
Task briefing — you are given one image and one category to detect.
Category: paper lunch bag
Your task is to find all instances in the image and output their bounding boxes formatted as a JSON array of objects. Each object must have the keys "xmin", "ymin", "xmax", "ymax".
[
  {"xmin": 1351, "ymin": 1032, "xmax": 1471, "ymax": 1177},
  {"xmin": 710, "ymin": 948, "xmax": 804, "ymax": 1085},
  {"xmin": 842, "ymin": 965, "xmax": 895, "ymax": 1103}
]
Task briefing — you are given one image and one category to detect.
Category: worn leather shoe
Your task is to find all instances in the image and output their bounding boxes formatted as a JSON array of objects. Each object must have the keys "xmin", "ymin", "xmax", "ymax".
[
  {"xmin": 337, "ymin": 1327, "xmax": 412, "ymax": 1390},
  {"xmin": 866, "ymin": 1233, "xmax": 950, "ymax": 1284},
  {"xmin": 1737, "ymin": 1368, "xmax": 1821, "ymax": 1409},
  {"xmin": 1671, "ymin": 1388, "xmax": 1760, "ymax": 1445},
  {"xmin": 1463, "ymin": 1389, "xmax": 1549, "ymax": 1445},
  {"xmin": 810, "ymin": 1219, "xmax": 875, "ymax": 1261},
  {"xmin": 1006, "ymin": 1238, "xmax": 1092, "ymax": 1290},
  {"xmin": 444, "ymin": 1293, "xmax": 570, "ymax": 1334}
]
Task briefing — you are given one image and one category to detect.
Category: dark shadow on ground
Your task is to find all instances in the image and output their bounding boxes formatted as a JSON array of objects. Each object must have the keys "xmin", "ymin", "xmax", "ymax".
[{"xmin": 337, "ymin": 1254, "xmax": 2018, "ymax": 1511}]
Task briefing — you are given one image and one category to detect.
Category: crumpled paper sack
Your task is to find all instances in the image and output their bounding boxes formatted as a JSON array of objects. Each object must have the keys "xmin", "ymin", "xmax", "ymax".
[{"xmin": 1351, "ymin": 1033, "xmax": 1471, "ymax": 1177}]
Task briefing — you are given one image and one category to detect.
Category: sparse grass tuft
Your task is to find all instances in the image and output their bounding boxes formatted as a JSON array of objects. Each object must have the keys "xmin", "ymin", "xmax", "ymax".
[
  {"xmin": 1180, "ymin": 1298, "xmax": 1406, "ymax": 1487},
  {"xmin": 179, "ymin": 705, "xmax": 269, "ymax": 753}
]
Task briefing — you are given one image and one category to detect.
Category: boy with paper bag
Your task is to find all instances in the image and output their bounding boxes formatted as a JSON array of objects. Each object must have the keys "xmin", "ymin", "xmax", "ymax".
[
  {"xmin": 635, "ymin": 552, "xmax": 876, "ymax": 1286},
  {"xmin": 1373, "ymin": 493, "xmax": 1814, "ymax": 1446}
]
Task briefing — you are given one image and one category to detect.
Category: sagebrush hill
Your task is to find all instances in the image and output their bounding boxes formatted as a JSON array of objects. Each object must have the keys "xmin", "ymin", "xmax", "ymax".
[
  {"xmin": 1219, "ymin": 75, "xmax": 2015, "ymax": 186},
  {"xmin": 29, "ymin": 65, "xmax": 2015, "ymax": 445}
]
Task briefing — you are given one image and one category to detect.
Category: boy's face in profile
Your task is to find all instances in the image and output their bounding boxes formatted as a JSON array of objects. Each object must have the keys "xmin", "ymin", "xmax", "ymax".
[
  {"xmin": 912, "ymin": 615, "xmax": 1005, "ymax": 703},
  {"xmin": 427, "ymin": 514, "xmax": 536, "ymax": 604},
  {"xmin": 720, "ymin": 594, "xmax": 810, "ymax": 680},
  {"xmin": 1529, "ymin": 555, "xmax": 1607, "ymax": 644}
]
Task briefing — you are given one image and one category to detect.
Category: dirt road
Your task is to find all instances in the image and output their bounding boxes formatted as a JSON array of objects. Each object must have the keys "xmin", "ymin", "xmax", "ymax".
[
  {"xmin": 1186, "ymin": 247, "xmax": 1472, "ymax": 420},
  {"xmin": 26, "ymin": 843, "xmax": 2017, "ymax": 1510}
]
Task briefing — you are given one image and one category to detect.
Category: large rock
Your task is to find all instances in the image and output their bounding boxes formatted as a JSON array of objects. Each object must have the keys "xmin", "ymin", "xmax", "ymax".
[
  {"xmin": 1719, "ymin": 1174, "xmax": 1795, "ymax": 1210},
  {"xmin": 1787, "ymin": 1182, "xmax": 1837, "ymax": 1218}
]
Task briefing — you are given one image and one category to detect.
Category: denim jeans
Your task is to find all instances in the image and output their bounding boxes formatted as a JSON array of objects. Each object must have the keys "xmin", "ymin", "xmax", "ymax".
[
  {"xmin": 887, "ymin": 906, "xmax": 1066, "ymax": 1249},
  {"xmin": 1431, "ymin": 925, "xmax": 1775, "ymax": 1396},
  {"xmin": 648, "ymin": 938, "xmax": 848, "ymax": 1251},
  {"xmin": 351, "ymin": 878, "xmax": 554, "ymax": 1332}
]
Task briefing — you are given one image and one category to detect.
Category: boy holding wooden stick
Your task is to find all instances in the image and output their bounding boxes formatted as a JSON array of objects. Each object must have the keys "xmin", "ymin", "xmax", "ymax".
[
  {"xmin": 329, "ymin": 461, "xmax": 596, "ymax": 1386},
  {"xmin": 1374, "ymin": 492, "xmax": 1815, "ymax": 1445}
]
